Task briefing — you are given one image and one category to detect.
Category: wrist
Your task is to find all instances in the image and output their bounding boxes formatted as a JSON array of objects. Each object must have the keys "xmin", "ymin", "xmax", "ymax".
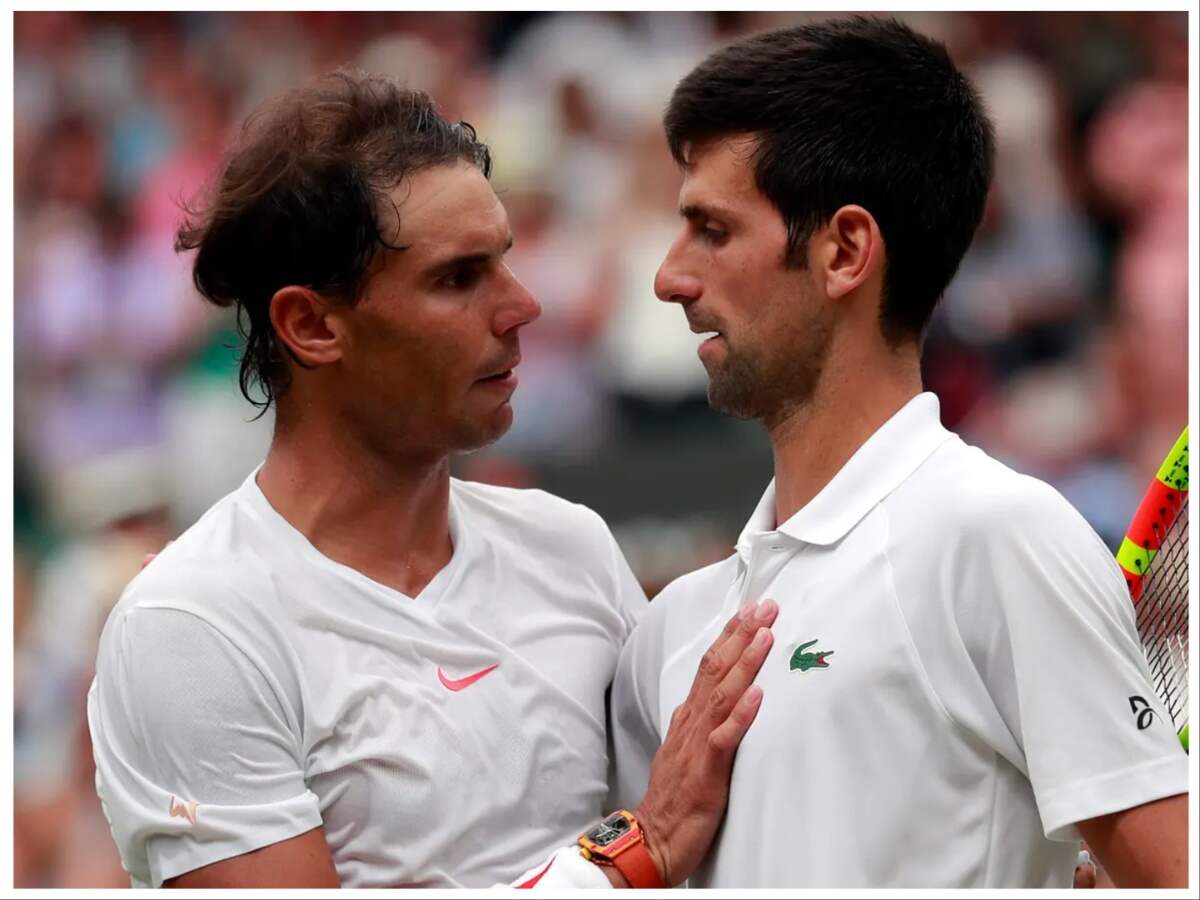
[
  {"xmin": 577, "ymin": 809, "xmax": 667, "ymax": 889},
  {"xmin": 597, "ymin": 864, "xmax": 631, "ymax": 889},
  {"xmin": 631, "ymin": 804, "xmax": 670, "ymax": 886}
]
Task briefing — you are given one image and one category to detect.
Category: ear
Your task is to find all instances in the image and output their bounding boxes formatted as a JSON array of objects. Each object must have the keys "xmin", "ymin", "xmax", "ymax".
[
  {"xmin": 814, "ymin": 205, "xmax": 883, "ymax": 301},
  {"xmin": 268, "ymin": 286, "xmax": 344, "ymax": 368}
]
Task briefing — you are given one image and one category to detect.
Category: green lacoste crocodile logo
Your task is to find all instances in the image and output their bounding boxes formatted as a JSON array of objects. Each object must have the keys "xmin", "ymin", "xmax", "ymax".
[{"xmin": 790, "ymin": 639, "xmax": 834, "ymax": 672}]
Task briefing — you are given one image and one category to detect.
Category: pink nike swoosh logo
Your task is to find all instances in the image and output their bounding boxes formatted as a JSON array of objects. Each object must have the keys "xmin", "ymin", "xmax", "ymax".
[{"xmin": 437, "ymin": 663, "xmax": 499, "ymax": 692}]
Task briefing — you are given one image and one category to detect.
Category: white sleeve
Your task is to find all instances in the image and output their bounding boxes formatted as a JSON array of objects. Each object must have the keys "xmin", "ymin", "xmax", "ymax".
[
  {"xmin": 598, "ymin": 514, "xmax": 650, "ymax": 639},
  {"xmin": 953, "ymin": 484, "xmax": 1188, "ymax": 840},
  {"xmin": 608, "ymin": 603, "xmax": 666, "ymax": 814},
  {"xmin": 88, "ymin": 606, "xmax": 322, "ymax": 887}
]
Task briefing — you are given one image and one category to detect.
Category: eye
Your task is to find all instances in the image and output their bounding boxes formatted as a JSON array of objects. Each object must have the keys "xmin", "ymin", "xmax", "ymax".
[
  {"xmin": 440, "ymin": 264, "xmax": 484, "ymax": 291},
  {"xmin": 699, "ymin": 223, "xmax": 728, "ymax": 246}
]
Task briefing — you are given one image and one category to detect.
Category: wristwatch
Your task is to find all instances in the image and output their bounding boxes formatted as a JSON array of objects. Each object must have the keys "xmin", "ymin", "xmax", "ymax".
[{"xmin": 577, "ymin": 809, "xmax": 666, "ymax": 889}]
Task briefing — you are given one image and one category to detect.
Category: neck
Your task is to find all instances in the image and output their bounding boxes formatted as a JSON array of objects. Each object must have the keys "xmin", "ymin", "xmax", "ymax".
[
  {"xmin": 768, "ymin": 340, "xmax": 922, "ymax": 528},
  {"xmin": 256, "ymin": 404, "xmax": 454, "ymax": 597}
]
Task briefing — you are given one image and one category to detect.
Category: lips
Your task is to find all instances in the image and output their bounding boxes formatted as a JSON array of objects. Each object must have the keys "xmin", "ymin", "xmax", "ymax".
[
  {"xmin": 477, "ymin": 356, "xmax": 521, "ymax": 382},
  {"xmin": 697, "ymin": 334, "xmax": 725, "ymax": 362},
  {"xmin": 685, "ymin": 314, "xmax": 723, "ymax": 340},
  {"xmin": 692, "ymin": 320, "xmax": 726, "ymax": 364}
]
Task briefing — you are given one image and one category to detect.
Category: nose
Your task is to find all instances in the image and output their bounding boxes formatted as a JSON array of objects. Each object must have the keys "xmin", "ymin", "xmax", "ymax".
[
  {"xmin": 654, "ymin": 229, "xmax": 702, "ymax": 305},
  {"xmin": 493, "ymin": 265, "xmax": 542, "ymax": 336}
]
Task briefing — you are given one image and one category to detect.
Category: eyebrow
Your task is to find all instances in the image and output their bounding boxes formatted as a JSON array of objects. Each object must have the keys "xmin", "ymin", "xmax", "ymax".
[
  {"xmin": 421, "ymin": 234, "xmax": 515, "ymax": 279},
  {"xmin": 679, "ymin": 202, "xmax": 738, "ymax": 224}
]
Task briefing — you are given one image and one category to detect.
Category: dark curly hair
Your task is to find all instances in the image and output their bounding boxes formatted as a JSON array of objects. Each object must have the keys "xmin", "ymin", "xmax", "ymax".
[
  {"xmin": 664, "ymin": 16, "xmax": 994, "ymax": 345},
  {"xmin": 176, "ymin": 70, "xmax": 492, "ymax": 411}
]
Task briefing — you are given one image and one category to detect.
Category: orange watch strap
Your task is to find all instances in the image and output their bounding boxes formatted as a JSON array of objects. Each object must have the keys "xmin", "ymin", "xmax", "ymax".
[{"xmin": 611, "ymin": 840, "xmax": 666, "ymax": 889}]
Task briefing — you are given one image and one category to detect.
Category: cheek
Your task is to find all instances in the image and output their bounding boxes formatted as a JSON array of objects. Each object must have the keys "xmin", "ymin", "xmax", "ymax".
[
  {"xmin": 741, "ymin": 267, "xmax": 813, "ymax": 344},
  {"xmin": 719, "ymin": 250, "xmax": 784, "ymax": 329},
  {"xmin": 348, "ymin": 313, "xmax": 467, "ymax": 403}
]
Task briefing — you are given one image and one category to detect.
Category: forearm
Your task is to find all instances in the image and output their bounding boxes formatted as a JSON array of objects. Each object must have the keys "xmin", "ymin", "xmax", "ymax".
[{"xmin": 1079, "ymin": 793, "xmax": 1188, "ymax": 888}]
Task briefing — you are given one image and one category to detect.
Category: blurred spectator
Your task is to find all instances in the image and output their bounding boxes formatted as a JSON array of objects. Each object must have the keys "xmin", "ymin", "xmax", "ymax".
[
  {"xmin": 1105, "ymin": 203, "xmax": 1190, "ymax": 481},
  {"xmin": 1084, "ymin": 14, "xmax": 1189, "ymax": 491},
  {"xmin": 15, "ymin": 180, "xmax": 212, "ymax": 481},
  {"xmin": 937, "ymin": 48, "xmax": 1101, "ymax": 382},
  {"xmin": 486, "ymin": 173, "xmax": 616, "ymax": 461},
  {"xmin": 1087, "ymin": 81, "xmax": 1188, "ymax": 224},
  {"xmin": 492, "ymin": 13, "xmax": 646, "ymax": 225},
  {"xmin": 596, "ymin": 115, "xmax": 713, "ymax": 436},
  {"xmin": 14, "ymin": 450, "xmax": 173, "ymax": 888}
]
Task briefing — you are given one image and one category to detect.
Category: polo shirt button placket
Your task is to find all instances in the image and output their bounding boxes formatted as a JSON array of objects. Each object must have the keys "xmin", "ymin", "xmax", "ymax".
[
  {"xmin": 735, "ymin": 556, "xmax": 754, "ymax": 610},
  {"xmin": 736, "ymin": 537, "xmax": 764, "ymax": 608},
  {"xmin": 740, "ymin": 534, "xmax": 789, "ymax": 608}
]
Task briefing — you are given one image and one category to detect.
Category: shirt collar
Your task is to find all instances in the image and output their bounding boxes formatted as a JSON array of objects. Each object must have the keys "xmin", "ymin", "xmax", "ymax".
[{"xmin": 735, "ymin": 392, "xmax": 954, "ymax": 560}]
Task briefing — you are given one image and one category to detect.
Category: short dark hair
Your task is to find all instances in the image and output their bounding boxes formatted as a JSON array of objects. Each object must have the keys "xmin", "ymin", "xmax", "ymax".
[
  {"xmin": 176, "ymin": 70, "xmax": 492, "ymax": 411},
  {"xmin": 664, "ymin": 16, "xmax": 994, "ymax": 345}
]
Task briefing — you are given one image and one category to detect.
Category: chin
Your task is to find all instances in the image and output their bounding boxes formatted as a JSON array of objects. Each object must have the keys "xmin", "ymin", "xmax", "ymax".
[
  {"xmin": 704, "ymin": 360, "xmax": 764, "ymax": 420},
  {"xmin": 706, "ymin": 385, "xmax": 758, "ymax": 420},
  {"xmin": 453, "ymin": 405, "xmax": 514, "ymax": 452}
]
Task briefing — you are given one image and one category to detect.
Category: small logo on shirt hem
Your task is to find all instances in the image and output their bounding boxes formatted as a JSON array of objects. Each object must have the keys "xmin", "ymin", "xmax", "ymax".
[
  {"xmin": 790, "ymin": 639, "xmax": 834, "ymax": 673},
  {"xmin": 169, "ymin": 796, "xmax": 199, "ymax": 825}
]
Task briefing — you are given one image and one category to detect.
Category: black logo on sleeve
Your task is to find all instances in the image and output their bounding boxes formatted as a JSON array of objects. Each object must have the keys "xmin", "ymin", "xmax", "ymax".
[{"xmin": 1128, "ymin": 695, "xmax": 1155, "ymax": 730}]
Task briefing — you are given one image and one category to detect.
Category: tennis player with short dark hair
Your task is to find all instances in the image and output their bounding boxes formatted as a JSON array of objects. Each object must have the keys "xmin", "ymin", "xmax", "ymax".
[
  {"xmin": 87, "ymin": 71, "xmax": 773, "ymax": 889},
  {"xmin": 611, "ymin": 16, "xmax": 1187, "ymax": 888}
]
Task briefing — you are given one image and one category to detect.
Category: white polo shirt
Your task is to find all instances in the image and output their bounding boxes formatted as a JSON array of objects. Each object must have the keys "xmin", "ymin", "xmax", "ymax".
[
  {"xmin": 88, "ymin": 471, "xmax": 646, "ymax": 888},
  {"xmin": 610, "ymin": 393, "xmax": 1187, "ymax": 888}
]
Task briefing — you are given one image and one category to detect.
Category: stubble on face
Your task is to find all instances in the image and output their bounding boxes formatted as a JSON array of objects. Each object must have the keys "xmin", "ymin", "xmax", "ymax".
[
  {"xmin": 337, "ymin": 164, "xmax": 520, "ymax": 458},
  {"xmin": 705, "ymin": 263, "xmax": 835, "ymax": 427},
  {"xmin": 668, "ymin": 136, "xmax": 837, "ymax": 428}
]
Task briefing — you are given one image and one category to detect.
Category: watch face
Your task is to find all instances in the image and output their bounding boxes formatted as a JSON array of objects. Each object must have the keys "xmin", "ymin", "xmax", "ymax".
[{"xmin": 586, "ymin": 813, "xmax": 632, "ymax": 847}]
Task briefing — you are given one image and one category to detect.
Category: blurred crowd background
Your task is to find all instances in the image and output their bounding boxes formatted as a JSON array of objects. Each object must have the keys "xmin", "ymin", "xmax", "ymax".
[{"xmin": 10, "ymin": 10, "xmax": 1190, "ymax": 887}]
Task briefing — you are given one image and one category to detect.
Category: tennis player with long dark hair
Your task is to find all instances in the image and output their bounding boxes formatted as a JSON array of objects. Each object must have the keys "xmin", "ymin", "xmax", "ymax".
[{"xmin": 87, "ymin": 71, "xmax": 773, "ymax": 889}]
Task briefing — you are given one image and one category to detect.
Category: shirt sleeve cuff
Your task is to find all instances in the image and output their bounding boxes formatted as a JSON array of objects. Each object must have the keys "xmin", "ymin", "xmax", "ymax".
[
  {"xmin": 1038, "ymin": 754, "xmax": 1189, "ymax": 842},
  {"xmin": 148, "ymin": 789, "xmax": 324, "ymax": 886},
  {"xmin": 507, "ymin": 845, "xmax": 613, "ymax": 889}
]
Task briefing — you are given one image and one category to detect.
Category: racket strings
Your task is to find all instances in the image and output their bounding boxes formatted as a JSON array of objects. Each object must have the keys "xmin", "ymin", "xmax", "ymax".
[{"xmin": 1135, "ymin": 497, "xmax": 1188, "ymax": 731}]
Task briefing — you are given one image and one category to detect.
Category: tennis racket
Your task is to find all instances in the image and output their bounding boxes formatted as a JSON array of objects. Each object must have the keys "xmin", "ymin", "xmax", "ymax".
[{"xmin": 1115, "ymin": 427, "xmax": 1189, "ymax": 751}]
